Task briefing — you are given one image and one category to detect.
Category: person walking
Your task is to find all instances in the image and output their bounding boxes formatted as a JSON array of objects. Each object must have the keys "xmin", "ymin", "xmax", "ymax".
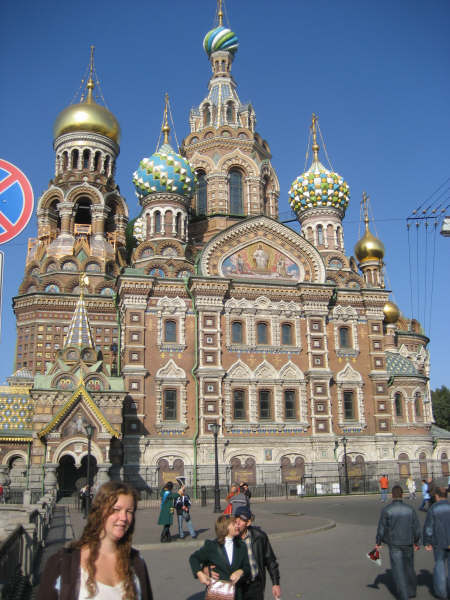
[
  {"xmin": 379, "ymin": 474, "xmax": 389, "ymax": 503},
  {"xmin": 174, "ymin": 488, "xmax": 197, "ymax": 539},
  {"xmin": 419, "ymin": 479, "xmax": 430, "ymax": 511},
  {"xmin": 37, "ymin": 481, "xmax": 153, "ymax": 600},
  {"xmin": 224, "ymin": 483, "xmax": 239, "ymax": 515},
  {"xmin": 423, "ymin": 486, "xmax": 450, "ymax": 599},
  {"xmin": 240, "ymin": 482, "xmax": 252, "ymax": 501},
  {"xmin": 230, "ymin": 485, "xmax": 250, "ymax": 516},
  {"xmin": 375, "ymin": 485, "xmax": 421, "ymax": 600},
  {"xmin": 406, "ymin": 477, "xmax": 416, "ymax": 500},
  {"xmin": 189, "ymin": 515, "xmax": 250, "ymax": 600},
  {"xmin": 158, "ymin": 481, "xmax": 182, "ymax": 543}
]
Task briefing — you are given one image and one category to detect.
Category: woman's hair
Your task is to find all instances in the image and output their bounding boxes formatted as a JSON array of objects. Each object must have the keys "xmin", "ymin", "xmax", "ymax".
[
  {"xmin": 73, "ymin": 481, "xmax": 138, "ymax": 600},
  {"xmin": 215, "ymin": 515, "xmax": 235, "ymax": 544}
]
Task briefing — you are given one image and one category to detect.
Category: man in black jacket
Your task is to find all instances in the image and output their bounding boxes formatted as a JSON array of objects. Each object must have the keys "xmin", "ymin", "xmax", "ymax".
[
  {"xmin": 235, "ymin": 506, "xmax": 281, "ymax": 600},
  {"xmin": 375, "ymin": 485, "xmax": 421, "ymax": 600},
  {"xmin": 423, "ymin": 486, "xmax": 450, "ymax": 599}
]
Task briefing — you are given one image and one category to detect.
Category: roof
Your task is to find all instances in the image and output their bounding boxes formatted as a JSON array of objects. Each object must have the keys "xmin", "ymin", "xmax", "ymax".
[
  {"xmin": 431, "ymin": 424, "xmax": 450, "ymax": 439},
  {"xmin": 386, "ymin": 351, "xmax": 419, "ymax": 377},
  {"xmin": 0, "ymin": 388, "xmax": 33, "ymax": 439}
]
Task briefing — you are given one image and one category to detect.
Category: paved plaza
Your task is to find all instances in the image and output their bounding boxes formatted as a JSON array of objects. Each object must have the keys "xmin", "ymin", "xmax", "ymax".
[{"xmin": 36, "ymin": 494, "xmax": 438, "ymax": 599}]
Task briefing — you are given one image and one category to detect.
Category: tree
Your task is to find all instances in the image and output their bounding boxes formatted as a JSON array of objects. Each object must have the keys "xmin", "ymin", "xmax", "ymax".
[{"xmin": 431, "ymin": 386, "xmax": 450, "ymax": 431}]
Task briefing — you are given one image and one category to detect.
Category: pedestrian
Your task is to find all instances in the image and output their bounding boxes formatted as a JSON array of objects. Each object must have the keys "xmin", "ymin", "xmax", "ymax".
[
  {"xmin": 37, "ymin": 481, "xmax": 153, "ymax": 600},
  {"xmin": 189, "ymin": 515, "xmax": 250, "ymax": 600},
  {"xmin": 230, "ymin": 485, "xmax": 250, "ymax": 515},
  {"xmin": 423, "ymin": 486, "xmax": 450, "ymax": 599},
  {"xmin": 419, "ymin": 479, "xmax": 430, "ymax": 511},
  {"xmin": 224, "ymin": 483, "xmax": 239, "ymax": 515},
  {"xmin": 379, "ymin": 473, "xmax": 389, "ymax": 503},
  {"xmin": 375, "ymin": 485, "xmax": 421, "ymax": 600},
  {"xmin": 234, "ymin": 506, "xmax": 281, "ymax": 599},
  {"xmin": 174, "ymin": 487, "xmax": 197, "ymax": 539},
  {"xmin": 406, "ymin": 476, "xmax": 416, "ymax": 500},
  {"xmin": 240, "ymin": 482, "xmax": 252, "ymax": 501},
  {"xmin": 158, "ymin": 481, "xmax": 182, "ymax": 543}
]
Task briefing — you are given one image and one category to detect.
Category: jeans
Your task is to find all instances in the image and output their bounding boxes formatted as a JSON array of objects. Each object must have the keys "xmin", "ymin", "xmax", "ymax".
[
  {"xmin": 389, "ymin": 545, "xmax": 416, "ymax": 600},
  {"xmin": 177, "ymin": 513, "xmax": 196, "ymax": 538},
  {"xmin": 433, "ymin": 547, "xmax": 450, "ymax": 599},
  {"xmin": 419, "ymin": 497, "xmax": 429, "ymax": 510},
  {"xmin": 381, "ymin": 488, "xmax": 388, "ymax": 502}
]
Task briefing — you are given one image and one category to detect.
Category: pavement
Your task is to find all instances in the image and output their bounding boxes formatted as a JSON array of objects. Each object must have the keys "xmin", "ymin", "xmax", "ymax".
[{"xmin": 35, "ymin": 494, "xmax": 440, "ymax": 600}]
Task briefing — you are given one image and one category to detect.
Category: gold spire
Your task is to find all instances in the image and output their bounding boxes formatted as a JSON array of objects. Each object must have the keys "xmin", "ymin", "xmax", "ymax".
[
  {"xmin": 162, "ymin": 93, "xmax": 171, "ymax": 145},
  {"xmin": 311, "ymin": 113, "xmax": 320, "ymax": 162},
  {"xmin": 86, "ymin": 45, "xmax": 95, "ymax": 104},
  {"xmin": 218, "ymin": 0, "xmax": 223, "ymax": 26},
  {"xmin": 354, "ymin": 192, "xmax": 385, "ymax": 262}
]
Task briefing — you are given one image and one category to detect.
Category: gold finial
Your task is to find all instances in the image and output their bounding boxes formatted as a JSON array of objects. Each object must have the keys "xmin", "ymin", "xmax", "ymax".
[
  {"xmin": 86, "ymin": 45, "xmax": 95, "ymax": 104},
  {"xmin": 311, "ymin": 113, "xmax": 320, "ymax": 162},
  {"xmin": 362, "ymin": 191, "xmax": 370, "ymax": 230},
  {"xmin": 218, "ymin": 0, "xmax": 223, "ymax": 26},
  {"xmin": 162, "ymin": 92, "xmax": 170, "ymax": 145}
]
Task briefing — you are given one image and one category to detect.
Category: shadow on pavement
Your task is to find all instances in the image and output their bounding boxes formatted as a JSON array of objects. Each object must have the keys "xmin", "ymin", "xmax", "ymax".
[
  {"xmin": 368, "ymin": 567, "xmax": 434, "ymax": 598},
  {"xmin": 416, "ymin": 568, "xmax": 434, "ymax": 595}
]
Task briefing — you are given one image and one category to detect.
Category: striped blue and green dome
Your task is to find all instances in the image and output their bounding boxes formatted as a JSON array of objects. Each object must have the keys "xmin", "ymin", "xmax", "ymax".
[
  {"xmin": 132, "ymin": 143, "xmax": 194, "ymax": 200},
  {"xmin": 203, "ymin": 26, "xmax": 239, "ymax": 57},
  {"xmin": 289, "ymin": 161, "xmax": 350, "ymax": 217}
]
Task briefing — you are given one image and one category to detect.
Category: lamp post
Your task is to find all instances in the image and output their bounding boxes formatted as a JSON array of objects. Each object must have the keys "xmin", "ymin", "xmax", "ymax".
[
  {"xmin": 342, "ymin": 436, "xmax": 350, "ymax": 495},
  {"xmin": 85, "ymin": 423, "xmax": 95, "ymax": 516},
  {"xmin": 210, "ymin": 423, "xmax": 221, "ymax": 513}
]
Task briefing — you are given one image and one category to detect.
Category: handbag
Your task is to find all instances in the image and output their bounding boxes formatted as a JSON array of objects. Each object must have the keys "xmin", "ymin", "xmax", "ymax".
[
  {"xmin": 185, "ymin": 512, "xmax": 191, "ymax": 522},
  {"xmin": 205, "ymin": 579, "xmax": 235, "ymax": 600}
]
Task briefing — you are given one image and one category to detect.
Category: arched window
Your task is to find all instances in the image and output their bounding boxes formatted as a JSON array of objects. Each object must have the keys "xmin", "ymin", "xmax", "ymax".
[
  {"xmin": 263, "ymin": 177, "xmax": 269, "ymax": 215},
  {"xmin": 146, "ymin": 213, "xmax": 151, "ymax": 238},
  {"xmin": 419, "ymin": 452, "xmax": 428, "ymax": 479},
  {"xmin": 259, "ymin": 390, "xmax": 271, "ymax": 420},
  {"xmin": 231, "ymin": 321, "xmax": 243, "ymax": 344},
  {"xmin": 441, "ymin": 453, "xmax": 449, "ymax": 477},
  {"xmin": 196, "ymin": 171, "xmax": 207, "ymax": 215},
  {"xmin": 414, "ymin": 392, "xmax": 422, "ymax": 417},
  {"xmin": 93, "ymin": 151, "xmax": 101, "ymax": 171},
  {"xmin": 164, "ymin": 320, "xmax": 176, "ymax": 342},
  {"xmin": 257, "ymin": 322, "xmax": 268, "ymax": 345},
  {"xmin": 284, "ymin": 390, "xmax": 296, "ymax": 419},
  {"xmin": 163, "ymin": 389, "xmax": 177, "ymax": 420},
  {"xmin": 154, "ymin": 211, "xmax": 161, "ymax": 233},
  {"xmin": 233, "ymin": 389, "xmax": 245, "ymax": 420},
  {"xmin": 226, "ymin": 102, "xmax": 234, "ymax": 123},
  {"xmin": 203, "ymin": 104, "xmax": 211, "ymax": 126},
  {"xmin": 175, "ymin": 213, "xmax": 181, "ymax": 236},
  {"xmin": 74, "ymin": 197, "xmax": 92, "ymax": 226},
  {"xmin": 395, "ymin": 392, "xmax": 403, "ymax": 417},
  {"xmin": 62, "ymin": 152, "xmax": 69, "ymax": 170},
  {"xmin": 71, "ymin": 149, "xmax": 79, "ymax": 169},
  {"xmin": 317, "ymin": 224, "xmax": 324, "ymax": 245},
  {"xmin": 339, "ymin": 327, "xmax": 351, "ymax": 348},
  {"xmin": 281, "ymin": 323, "xmax": 292, "ymax": 345},
  {"xmin": 82, "ymin": 149, "xmax": 90, "ymax": 169},
  {"xmin": 229, "ymin": 169, "xmax": 243, "ymax": 215},
  {"xmin": 336, "ymin": 226, "xmax": 342, "ymax": 249},
  {"xmin": 343, "ymin": 390, "xmax": 355, "ymax": 420},
  {"xmin": 103, "ymin": 155, "xmax": 110, "ymax": 176},
  {"xmin": 398, "ymin": 453, "xmax": 410, "ymax": 478}
]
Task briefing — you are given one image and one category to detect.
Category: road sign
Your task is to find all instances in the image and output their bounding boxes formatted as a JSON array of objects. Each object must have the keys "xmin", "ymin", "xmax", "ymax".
[{"xmin": 0, "ymin": 159, "xmax": 34, "ymax": 244}]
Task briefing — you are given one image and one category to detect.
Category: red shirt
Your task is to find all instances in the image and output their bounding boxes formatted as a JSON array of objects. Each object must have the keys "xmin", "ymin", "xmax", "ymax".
[{"xmin": 379, "ymin": 476, "xmax": 389, "ymax": 489}]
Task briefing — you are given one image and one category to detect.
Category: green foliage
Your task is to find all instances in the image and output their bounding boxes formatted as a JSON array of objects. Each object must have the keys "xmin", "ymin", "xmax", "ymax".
[{"xmin": 431, "ymin": 385, "xmax": 450, "ymax": 431}]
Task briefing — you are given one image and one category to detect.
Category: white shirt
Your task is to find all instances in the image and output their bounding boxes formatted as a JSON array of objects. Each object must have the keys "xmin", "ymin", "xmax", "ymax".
[
  {"xmin": 224, "ymin": 536, "xmax": 234, "ymax": 565},
  {"xmin": 77, "ymin": 568, "xmax": 142, "ymax": 600}
]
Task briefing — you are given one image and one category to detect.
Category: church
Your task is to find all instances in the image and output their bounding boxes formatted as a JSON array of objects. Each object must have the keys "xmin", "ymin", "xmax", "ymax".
[{"xmin": 1, "ymin": 4, "xmax": 448, "ymax": 498}]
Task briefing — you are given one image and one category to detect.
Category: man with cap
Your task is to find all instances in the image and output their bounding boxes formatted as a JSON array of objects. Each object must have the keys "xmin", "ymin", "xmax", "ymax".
[{"xmin": 234, "ymin": 506, "xmax": 281, "ymax": 599}]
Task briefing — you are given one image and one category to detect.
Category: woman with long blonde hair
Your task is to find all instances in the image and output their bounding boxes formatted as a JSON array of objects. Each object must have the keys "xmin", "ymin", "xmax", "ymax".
[{"xmin": 38, "ymin": 481, "xmax": 153, "ymax": 600}]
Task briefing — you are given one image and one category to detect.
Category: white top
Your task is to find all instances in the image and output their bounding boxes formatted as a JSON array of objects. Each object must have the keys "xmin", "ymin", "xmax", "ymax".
[
  {"xmin": 224, "ymin": 536, "xmax": 234, "ymax": 565},
  {"xmin": 77, "ymin": 568, "xmax": 142, "ymax": 600}
]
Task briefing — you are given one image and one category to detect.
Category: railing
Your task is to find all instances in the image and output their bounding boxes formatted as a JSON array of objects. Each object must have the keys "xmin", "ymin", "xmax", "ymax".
[{"xmin": 0, "ymin": 495, "xmax": 55, "ymax": 600}]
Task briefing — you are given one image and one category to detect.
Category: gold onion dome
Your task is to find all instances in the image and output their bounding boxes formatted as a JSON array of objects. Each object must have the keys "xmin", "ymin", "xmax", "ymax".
[
  {"xmin": 354, "ymin": 222, "xmax": 385, "ymax": 262},
  {"xmin": 383, "ymin": 301, "xmax": 400, "ymax": 324},
  {"xmin": 53, "ymin": 49, "xmax": 120, "ymax": 144}
]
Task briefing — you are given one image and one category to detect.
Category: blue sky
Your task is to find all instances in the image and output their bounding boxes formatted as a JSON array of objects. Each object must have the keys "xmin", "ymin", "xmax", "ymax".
[{"xmin": 1, "ymin": 0, "xmax": 449, "ymax": 389}]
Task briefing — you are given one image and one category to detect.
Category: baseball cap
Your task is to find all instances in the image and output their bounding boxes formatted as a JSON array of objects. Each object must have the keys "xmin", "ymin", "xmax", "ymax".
[{"xmin": 235, "ymin": 506, "xmax": 252, "ymax": 521}]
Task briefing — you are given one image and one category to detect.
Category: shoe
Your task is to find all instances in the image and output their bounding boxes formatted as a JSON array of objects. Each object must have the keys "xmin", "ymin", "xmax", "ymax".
[
  {"xmin": 179, "ymin": 535, "xmax": 184, "ymax": 539},
  {"xmin": 191, "ymin": 535, "xmax": 197, "ymax": 539}
]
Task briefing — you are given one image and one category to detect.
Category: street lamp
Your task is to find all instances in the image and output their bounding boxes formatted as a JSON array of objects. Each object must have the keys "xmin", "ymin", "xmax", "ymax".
[
  {"xmin": 342, "ymin": 436, "xmax": 350, "ymax": 495},
  {"xmin": 85, "ymin": 423, "xmax": 95, "ymax": 516},
  {"xmin": 210, "ymin": 422, "xmax": 221, "ymax": 513}
]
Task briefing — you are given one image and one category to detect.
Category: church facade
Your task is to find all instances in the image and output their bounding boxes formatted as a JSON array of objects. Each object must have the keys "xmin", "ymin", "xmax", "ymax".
[{"xmin": 1, "ymin": 10, "xmax": 449, "ymax": 497}]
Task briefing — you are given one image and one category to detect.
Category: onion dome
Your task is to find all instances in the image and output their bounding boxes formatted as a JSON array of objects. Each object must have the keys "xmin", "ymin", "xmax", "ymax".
[
  {"xmin": 53, "ymin": 49, "xmax": 120, "ymax": 144},
  {"xmin": 289, "ymin": 115, "xmax": 349, "ymax": 217},
  {"xmin": 132, "ymin": 98, "xmax": 194, "ymax": 200},
  {"xmin": 203, "ymin": 26, "xmax": 239, "ymax": 57},
  {"xmin": 354, "ymin": 224, "xmax": 385, "ymax": 262},
  {"xmin": 383, "ymin": 301, "xmax": 400, "ymax": 324}
]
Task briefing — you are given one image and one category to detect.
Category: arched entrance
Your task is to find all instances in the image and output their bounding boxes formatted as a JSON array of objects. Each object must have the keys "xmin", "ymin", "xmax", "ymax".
[
  {"xmin": 398, "ymin": 453, "xmax": 410, "ymax": 481},
  {"xmin": 8, "ymin": 455, "xmax": 26, "ymax": 488},
  {"xmin": 281, "ymin": 456, "xmax": 305, "ymax": 483},
  {"xmin": 57, "ymin": 454, "xmax": 98, "ymax": 498},
  {"xmin": 157, "ymin": 458, "xmax": 184, "ymax": 488},
  {"xmin": 339, "ymin": 455, "xmax": 366, "ymax": 492},
  {"xmin": 230, "ymin": 457, "xmax": 256, "ymax": 486}
]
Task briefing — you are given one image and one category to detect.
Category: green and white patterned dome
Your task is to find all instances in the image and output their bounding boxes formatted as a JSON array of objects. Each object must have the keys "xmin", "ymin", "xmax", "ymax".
[{"xmin": 203, "ymin": 25, "xmax": 239, "ymax": 57}]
